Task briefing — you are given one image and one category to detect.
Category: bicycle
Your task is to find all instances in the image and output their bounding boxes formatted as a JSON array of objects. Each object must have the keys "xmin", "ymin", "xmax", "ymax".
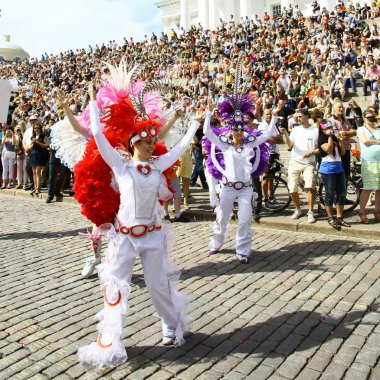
[
  {"xmin": 252, "ymin": 159, "xmax": 291, "ymax": 213},
  {"xmin": 255, "ymin": 158, "xmax": 361, "ymax": 214}
]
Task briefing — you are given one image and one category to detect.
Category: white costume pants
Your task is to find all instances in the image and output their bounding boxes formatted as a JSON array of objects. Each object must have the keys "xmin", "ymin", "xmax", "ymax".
[
  {"xmin": 211, "ymin": 186, "xmax": 253, "ymax": 257},
  {"xmin": 78, "ymin": 226, "xmax": 189, "ymax": 370},
  {"xmin": 205, "ymin": 168, "xmax": 220, "ymax": 208}
]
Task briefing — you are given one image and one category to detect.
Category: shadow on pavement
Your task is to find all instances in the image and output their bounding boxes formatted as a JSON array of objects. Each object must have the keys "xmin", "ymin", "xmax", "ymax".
[
  {"xmin": 0, "ymin": 228, "xmax": 88, "ymax": 240},
  {"xmin": 123, "ymin": 302, "xmax": 378, "ymax": 368},
  {"xmin": 181, "ymin": 239, "xmax": 375, "ymax": 280}
]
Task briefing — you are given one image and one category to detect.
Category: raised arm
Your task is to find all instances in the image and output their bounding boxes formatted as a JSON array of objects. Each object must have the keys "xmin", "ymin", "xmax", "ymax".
[
  {"xmin": 203, "ymin": 110, "xmax": 228, "ymax": 151},
  {"xmin": 158, "ymin": 109, "xmax": 182, "ymax": 139},
  {"xmin": 53, "ymin": 89, "xmax": 88, "ymax": 137},
  {"xmin": 88, "ymin": 88, "xmax": 123, "ymax": 174},
  {"xmin": 157, "ymin": 111, "xmax": 204, "ymax": 172}
]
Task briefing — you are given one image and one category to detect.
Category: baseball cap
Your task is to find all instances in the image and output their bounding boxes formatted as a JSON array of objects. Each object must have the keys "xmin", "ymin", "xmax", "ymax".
[{"xmin": 29, "ymin": 115, "xmax": 38, "ymax": 120}]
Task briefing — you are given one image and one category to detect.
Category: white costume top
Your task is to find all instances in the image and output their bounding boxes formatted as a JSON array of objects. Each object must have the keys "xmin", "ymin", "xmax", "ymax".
[
  {"xmin": 89, "ymin": 101, "xmax": 200, "ymax": 227},
  {"xmin": 203, "ymin": 111, "xmax": 277, "ymax": 183}
]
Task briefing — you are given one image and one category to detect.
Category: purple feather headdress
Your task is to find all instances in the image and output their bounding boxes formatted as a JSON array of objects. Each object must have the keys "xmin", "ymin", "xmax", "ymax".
[{"xmin": 219, "ymin": 52, "xmax": 254, "ymax": 130}]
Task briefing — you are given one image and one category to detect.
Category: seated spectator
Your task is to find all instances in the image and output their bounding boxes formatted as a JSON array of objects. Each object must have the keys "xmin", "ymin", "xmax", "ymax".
[{"xmin": 330, "ymin": 74, "xmax": 346, "ymax": 100}]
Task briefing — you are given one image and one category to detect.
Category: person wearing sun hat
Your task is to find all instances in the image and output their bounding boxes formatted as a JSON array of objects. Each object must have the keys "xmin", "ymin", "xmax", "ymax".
[{"xmin": 357, "ymin": 109, "xmax": 380, "ymax": 223}]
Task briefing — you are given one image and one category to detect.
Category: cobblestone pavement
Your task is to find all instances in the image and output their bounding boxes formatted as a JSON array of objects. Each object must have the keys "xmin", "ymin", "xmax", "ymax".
[{"xmin": 0, "ymin": 194, "xmax": 379, "ymax": 380}]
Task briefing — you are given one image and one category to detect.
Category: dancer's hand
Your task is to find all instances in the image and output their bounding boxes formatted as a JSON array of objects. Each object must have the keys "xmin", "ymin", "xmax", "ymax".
[
  {"xmin": 52, "ymin": 88, "xmax": 68, "ymax": 107},
  {"xmin": 272, "ymin": 105, "xmax": 281, "ymax": 116},
  {"xmin": 193, "ymin": 110, "xmax": 205, "ymax": 122},
  {"xmin": 172, "ymin": 108, "xmax": 182, "ymax": 120},
  {"xmin": 207, "ymin": 97, "xmax": 214, "ymax": 112},
  {"xmin": 88, "ymin": 82, "xmax": 97, "ymax": 101}
]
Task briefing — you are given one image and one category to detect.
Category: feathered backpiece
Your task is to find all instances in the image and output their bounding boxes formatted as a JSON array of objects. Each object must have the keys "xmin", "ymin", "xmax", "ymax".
[{"xmin": 73, "ymin": 62, "xmax": 183, "ymax": 226}]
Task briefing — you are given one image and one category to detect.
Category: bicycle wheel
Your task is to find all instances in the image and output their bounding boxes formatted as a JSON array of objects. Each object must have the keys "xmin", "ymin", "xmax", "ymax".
[
  {"xmin": 318, "ymin": 178, "xmax": 360, "ymax": 214},
  {"xmin": 261, "ymin": 176, "xmax": 291, "ymax": 213}
]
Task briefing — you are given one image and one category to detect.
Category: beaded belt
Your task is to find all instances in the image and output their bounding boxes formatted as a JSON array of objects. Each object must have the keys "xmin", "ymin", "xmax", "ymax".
[
  {"xmin": 222, "ymin": 176, "xmax": 252, "ymax": 190},
  {"xmin": 115, "ymin": 223, "xmax": 162, "ymax": 238}
]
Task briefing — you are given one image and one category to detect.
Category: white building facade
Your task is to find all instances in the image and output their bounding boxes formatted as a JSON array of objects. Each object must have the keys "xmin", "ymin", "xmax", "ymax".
[{"xmin": 155, "ymin": 0, "xmax": 369, "ymax": 34}]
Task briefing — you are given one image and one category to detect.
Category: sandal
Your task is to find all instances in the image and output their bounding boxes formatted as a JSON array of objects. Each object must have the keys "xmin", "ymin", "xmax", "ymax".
[
  {"xmin": 328, "ymin": 217, "xmax": 341, "ymax": 231},
  {"xmin": 336, "ymin": 217, "xmax": 351, "ymax": 228},
  {"xmin": 358, "ymin": 212, "xmax": 370, "ymax": 224}
]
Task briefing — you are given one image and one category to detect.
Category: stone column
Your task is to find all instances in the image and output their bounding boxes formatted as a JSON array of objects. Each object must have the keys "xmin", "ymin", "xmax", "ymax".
[
  {"xmin": 319, "ymin": 0, "xmax": 332, "ymax": 11},
  {"xmin": 163, "ymin": 18, "xmax": 171, "ymax": 36},
  {"xmin": 224, "ymin": 0, "xmax": 236, "ymax": 22},
  {"xmin": 239, "ymin": 0, "xmax": 249, "ymax": 18},
  {"xmin": 180, "ymin": 0, "xmax": 190, "ymax": 31},
  {"xmin": 208, "ymin": 0, "xmax": 218, "ymax": 30},
  {"xmin": 281, "ymin": 0, "xmax": 291, "ymax": 9},
  {"xmin": 198, "ymin": 0, "xmax": 209, "ymax": 29}
]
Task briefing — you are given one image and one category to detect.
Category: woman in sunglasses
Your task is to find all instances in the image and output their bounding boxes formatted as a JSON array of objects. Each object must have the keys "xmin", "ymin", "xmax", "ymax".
[
  {"xmin": 357, "ymin": 109, "xmax": 380, "ymax": 223},
  {"xmin": 318, "ymin": 119, "xmax": 350, "ymax": 230}
]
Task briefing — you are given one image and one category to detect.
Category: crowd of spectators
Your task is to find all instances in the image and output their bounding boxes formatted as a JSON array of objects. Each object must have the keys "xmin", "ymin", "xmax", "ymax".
[{"xmin": 0, "ymin": 0, "xmax": 379, "ymax": 223}]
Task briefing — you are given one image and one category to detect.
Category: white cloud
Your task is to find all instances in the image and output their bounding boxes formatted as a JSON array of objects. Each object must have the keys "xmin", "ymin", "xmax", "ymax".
[{"xmin": 1, "ymin": 0, "xmax": 163, "ymax": 57}]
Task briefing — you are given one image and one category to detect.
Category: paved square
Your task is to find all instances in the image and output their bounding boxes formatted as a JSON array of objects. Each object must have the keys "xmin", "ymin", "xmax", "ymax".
[{"xmin": 0, "ymin": 194, "xmax": 379, "ymax": 379}]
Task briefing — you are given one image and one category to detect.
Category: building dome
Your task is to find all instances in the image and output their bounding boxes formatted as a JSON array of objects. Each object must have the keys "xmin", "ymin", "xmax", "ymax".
[{"xmin": 0, "ymin": 35, "xmax": 30, "ymax": 62}]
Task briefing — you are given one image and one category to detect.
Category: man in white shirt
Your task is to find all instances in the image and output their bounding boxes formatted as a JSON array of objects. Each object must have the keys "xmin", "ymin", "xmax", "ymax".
[
  {"xmin": 280, "ymin": 109, "xmax": 319, "ymax": 222},
  {"xmin": 258, "ymin": 107, "xmax": 284, "ymax": 209},
  {"xmin": 22, "ymin": 115, "xmax": 38, "ymax": 190}
]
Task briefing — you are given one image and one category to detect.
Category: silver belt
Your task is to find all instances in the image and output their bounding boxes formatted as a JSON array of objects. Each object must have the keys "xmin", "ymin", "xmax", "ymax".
[{"xmin": 222, "ymin": 176, "xmax": 252, "ymax": 190}]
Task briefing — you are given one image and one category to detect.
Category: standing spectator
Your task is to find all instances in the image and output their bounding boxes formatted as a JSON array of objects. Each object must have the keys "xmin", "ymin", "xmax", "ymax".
[
  {"xmin": 280, "ymin": 109, "xmax": 319, "ymax": 222},
  {"xmin": 45, "ymin": 128, "xmax": 68, "ymax": 203},
  {"xmin": 27, "ymin": 123, "xmax": 48, "ymax": 195},
  {"xmin": 190, "ymin": 122, "xmax": 208, "ymax": 189},
  {"xmin": 357, "ymin": 109, "xmax": 380, "ymax": 223},
  {"xmin": 329, "ymin": 101, "xmax": 357, "ymax": 180},
  {"xmin": 23, "ymin": 116, "xmax": 38, "ymax": 191},
  {"xmin": 318, "ymin": 119, "xmax": 350, "ymax": 230},
  {"xmin": 14, "ymin": 123, "xmax": 27, "ymax": 189},
  {"xmin": 1, "ymin": 127, "xmax": 17, "ymax": 189},
  {"xmin": 259, "ymin": 107, "xmax": 284, "ymax": 209}
]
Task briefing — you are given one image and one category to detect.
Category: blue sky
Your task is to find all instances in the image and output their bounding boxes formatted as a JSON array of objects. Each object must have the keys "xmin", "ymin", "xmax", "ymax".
[{"xmin": 0, "ymin": 0, "xmax": 163, "ymax": 57}]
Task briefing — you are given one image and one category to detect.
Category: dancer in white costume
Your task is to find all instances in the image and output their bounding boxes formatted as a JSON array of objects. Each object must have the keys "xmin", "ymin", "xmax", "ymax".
[
  {"xmin": 77, "ymin": 85, "xmax": 204, "ymax": 370},
  {"xmin": 203, "ymin": 101, "xmax": 279, "ymax": 264}
]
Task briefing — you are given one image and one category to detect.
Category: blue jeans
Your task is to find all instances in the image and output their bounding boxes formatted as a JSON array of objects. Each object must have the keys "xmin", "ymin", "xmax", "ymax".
[
  {"xmin": 344, "ymin": 77, "xmax": 357, "ymax": 92},
  {"xmin": 321, "ymin": 172, "xmax": 347, "ymax": 206},
  {"xmin": 190, "ymin": 149, "xmax": 207, "ymax": 187}
]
